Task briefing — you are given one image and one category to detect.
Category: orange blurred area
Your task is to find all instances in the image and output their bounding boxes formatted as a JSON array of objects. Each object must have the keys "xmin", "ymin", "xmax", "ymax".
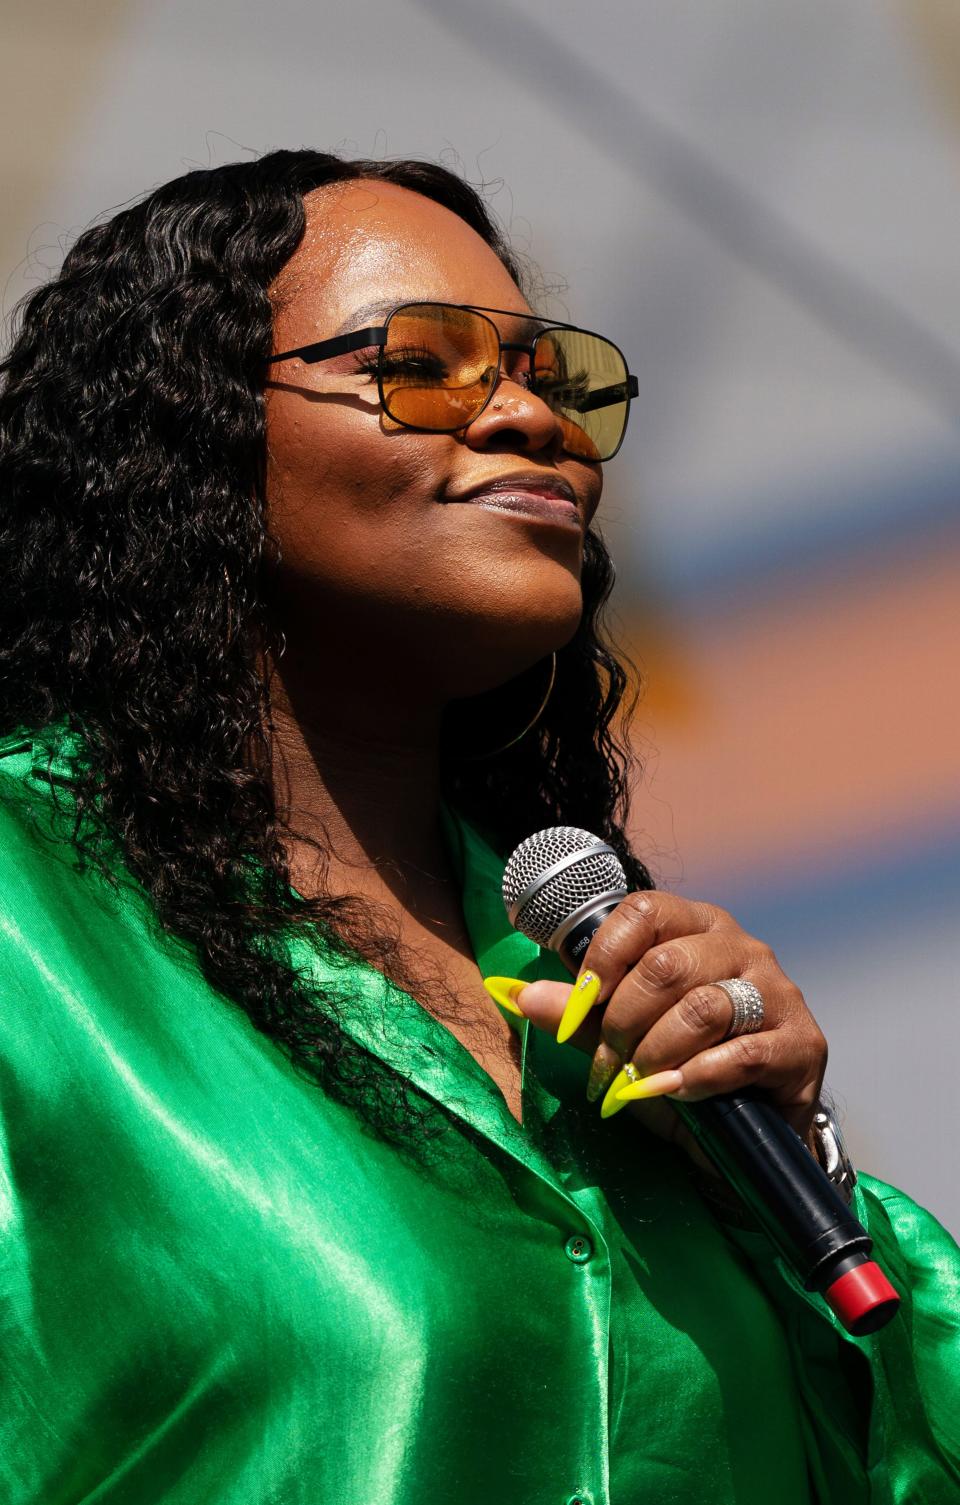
[{"xmin": 624, "ymin": 534, "xmax": 960, "ymax": 888}]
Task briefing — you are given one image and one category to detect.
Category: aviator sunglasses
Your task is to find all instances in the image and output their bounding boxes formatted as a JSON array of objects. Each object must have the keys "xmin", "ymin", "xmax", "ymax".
[{"xmin": 267, "ymin": 301, "xmax": 639, "ymax": 462}]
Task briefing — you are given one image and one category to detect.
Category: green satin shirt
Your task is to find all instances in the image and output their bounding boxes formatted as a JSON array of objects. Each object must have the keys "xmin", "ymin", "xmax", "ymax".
[{"xmin": 1, "ymin": 727, "xmax": 958, "ymax": 1504}]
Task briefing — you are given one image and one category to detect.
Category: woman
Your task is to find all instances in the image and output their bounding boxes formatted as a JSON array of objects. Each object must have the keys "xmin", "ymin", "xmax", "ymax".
[{"xmin": 0, "ymin": 149, "xmax": 956, "ymax": 1504}]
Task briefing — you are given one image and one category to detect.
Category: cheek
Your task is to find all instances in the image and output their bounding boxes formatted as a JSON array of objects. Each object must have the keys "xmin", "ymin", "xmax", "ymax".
[
  {"xmin": 262, "ymin": 397, "xmax": 587, "ymax": 655},
  {"xmin": 264, "ymin": 399, "xmax": 434, "ymax": 578}
]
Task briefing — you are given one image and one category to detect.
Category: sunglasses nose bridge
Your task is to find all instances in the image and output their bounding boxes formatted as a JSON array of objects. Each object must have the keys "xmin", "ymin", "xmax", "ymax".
[
  {"xmin": 497, "ymin": 337, "xmax": 534, "ymax": 373},
  {"xmin": 487, "ymin": 337, "xmax": 537, "ymax": 401}
]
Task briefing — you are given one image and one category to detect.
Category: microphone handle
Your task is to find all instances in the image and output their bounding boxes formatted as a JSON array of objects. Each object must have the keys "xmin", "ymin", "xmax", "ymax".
[
  {"xmin": 670, "ymin": 1091, "xmax": 868, "ymax": 1284},
  {"xmin": 555, "ymin": 909, "xmax": 900, "ymax": 1334}
]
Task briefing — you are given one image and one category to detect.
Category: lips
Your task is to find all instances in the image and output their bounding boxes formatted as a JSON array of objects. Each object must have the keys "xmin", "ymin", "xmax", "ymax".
[{"xmin": 442, "ymin": 474, "xmax": 581, "ymax": 524}]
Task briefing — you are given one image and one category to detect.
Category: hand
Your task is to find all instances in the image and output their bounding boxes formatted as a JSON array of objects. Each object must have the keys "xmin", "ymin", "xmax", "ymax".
[{"xmin": 495, "ymin": 891, "xmax": 828, "ymax": 1174}]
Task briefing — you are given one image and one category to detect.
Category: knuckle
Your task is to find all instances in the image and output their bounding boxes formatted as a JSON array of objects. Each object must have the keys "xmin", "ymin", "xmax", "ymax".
[
  {"xmin": 778, "ymin": 981, "xmax": 808, "ymax": 1019},
  {"xmin": 801, "ymin": 1020, "xmax": 828, "ymax": 1065},
  {"xmin": 678, "ymin": 987, "xmax": 723, "ymax": 1034},
  {"xmin": 728, "ymin": 1032, "xmax": 770, "ymax": 1072},
  {"xmin": 591, "ymin": 896, "xmax": 652, "ymax": 969},
  {"xmin": 776, "ymin": 1022, "xmax": 826, "ymax": 1081},
  {"xmin": 794, "ymin": 1080, "xmax": 823, "ymax": 1113},
  {"xmin": 703, "ymin": 902, "xmax": 731, "ymax": 931},
  {"xmin": 627, "ymin": 892, "xmax": 656, "ymax": 920},
  {"xmin": 645, "ymin": 944, "xmax": 685, "ymax": 987}
]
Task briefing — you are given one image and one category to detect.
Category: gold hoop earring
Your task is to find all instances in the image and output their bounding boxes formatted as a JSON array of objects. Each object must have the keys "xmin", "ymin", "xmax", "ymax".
[{"xmin": 454, "ymin": 652, "xmax": 557, "ymax": 762}]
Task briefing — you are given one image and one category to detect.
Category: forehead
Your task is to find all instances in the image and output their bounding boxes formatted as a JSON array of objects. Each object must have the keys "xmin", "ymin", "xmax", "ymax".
[{"xmin": 272, "ymin": 179, "xmax": 532, "ymax": 338}]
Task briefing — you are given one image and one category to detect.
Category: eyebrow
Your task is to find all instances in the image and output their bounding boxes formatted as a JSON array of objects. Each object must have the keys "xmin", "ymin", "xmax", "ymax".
[
  {"xmin": 332, "ymin": 300, "xmax": 396, "ymax": 336},
  {"xmin": 331, "ymin": 300, "xmax": 547, "ymax": 338}
]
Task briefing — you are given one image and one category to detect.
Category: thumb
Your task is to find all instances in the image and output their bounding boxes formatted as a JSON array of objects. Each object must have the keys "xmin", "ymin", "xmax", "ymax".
[{"xmin": 482, "ymin": 977, "xmax": 602, "ymax": 1054}]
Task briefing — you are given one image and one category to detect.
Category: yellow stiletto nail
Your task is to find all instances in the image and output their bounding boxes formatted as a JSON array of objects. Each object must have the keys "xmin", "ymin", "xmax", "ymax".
[
  {"xmin": 600, "ymin": 1067, "xmax": 633, "ymax": 1118},
  {"xmin": 586, "ymin": 1055, "xmax": 619, "ymax": 1103},
  {"xmin": 615, "ymin": 1069, "xmax": 685, "ymax": 1103},
  {"xmin": 482, "ymin": 977, "xmax": 528, "ymax": 1017},
  {"xmin": 557, "ymin": 971, "xmax": 601, "ymax": 1044}
]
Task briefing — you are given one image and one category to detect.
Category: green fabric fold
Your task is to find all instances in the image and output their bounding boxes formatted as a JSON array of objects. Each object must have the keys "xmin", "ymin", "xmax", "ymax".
[{"xmin": 0, "ymin": 723, "xmax": 957, "ymax": 1504}]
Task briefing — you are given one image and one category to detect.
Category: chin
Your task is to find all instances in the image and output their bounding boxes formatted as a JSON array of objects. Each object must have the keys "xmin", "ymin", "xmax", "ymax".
[{"xmin": 446, "ymin": 623, "xmax": 579, "ymax": 699}]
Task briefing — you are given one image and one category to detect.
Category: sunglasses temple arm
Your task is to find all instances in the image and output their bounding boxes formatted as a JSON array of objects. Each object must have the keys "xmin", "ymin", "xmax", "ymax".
[
  {"xmin": 574, "ymin": 374, "xmax": 640, "ymax": 413},
  {"xmin": 267, "ymin": 326, "xmax": 388, "ymax": 366}
]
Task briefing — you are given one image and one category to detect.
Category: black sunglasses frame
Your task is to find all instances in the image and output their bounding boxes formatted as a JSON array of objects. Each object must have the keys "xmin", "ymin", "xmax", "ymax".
[{"xmin": 267, "ymin": 301, "xmax": 639, "ymax": 461}]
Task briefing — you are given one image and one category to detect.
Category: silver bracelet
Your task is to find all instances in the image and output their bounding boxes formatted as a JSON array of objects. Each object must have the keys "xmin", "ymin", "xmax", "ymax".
[{"xmin": 809, "ymin": 1103, "xmax": 858, "ymax": 1206}]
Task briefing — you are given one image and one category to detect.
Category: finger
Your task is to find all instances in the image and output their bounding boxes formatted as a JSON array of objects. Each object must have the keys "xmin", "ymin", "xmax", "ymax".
[
  {"xmin": 621, "ymin": 979, "xmax": 765, "ymax": 1079},
  {"xmin": 587, "ymin": 1073, "xmax": 722, "ymax": 1181},
  {"xmin": 555, "ymin": 969, "xmax": 604, "ymax": 1043},
  {"xmin": 556, "ymin": 891, "xmax": 726, "ymax": 1042},
  {"xmin": 582, "ymin": 891, "xmax": 726, "ymax": 990},
  {"xmin": 525, "ymin": 931, "xmax": 741, "ymax": 1056},
  {"xmin": 485, "ymin": 979, "xmax": 649, "ymax": 1109},
  {"xmin": 596, "ymin": 931, "xmax": 750, "ymax": 1061},
  {"xmin": 665, "ymin": 1028, "xmax": 825, "ymax": 1139},
  {"xmin": 490, "ymin": 978, "xmax": 604, "ymax": 1053},
  {"xmin": 599, "ymin": 1064, "xmax": 684, "ymax": 1118}
]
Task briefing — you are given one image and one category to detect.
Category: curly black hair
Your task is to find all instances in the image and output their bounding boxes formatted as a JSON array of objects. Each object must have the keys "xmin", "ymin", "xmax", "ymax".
[{"xmin": 0, "ymin": 148, "xmax": 652, "ymax": 1151}]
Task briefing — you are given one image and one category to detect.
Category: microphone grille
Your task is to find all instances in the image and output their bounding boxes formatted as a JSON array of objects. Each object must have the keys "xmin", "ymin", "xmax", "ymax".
[{"xmin": 502, "ymin": 826, "xmax": 628, "ymax": 947}]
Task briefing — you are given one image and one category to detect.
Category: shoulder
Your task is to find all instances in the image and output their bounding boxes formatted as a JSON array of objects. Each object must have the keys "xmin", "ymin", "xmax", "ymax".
[
  {"xmin": 0, "ymin": 725, "xmax": 88, "ymax": 920},
  {"xmin": 0, "ymin": 722, "xmax": 119, "ymax": 920},
  {"xmin": 0, "ymin": 723, "xmax": 202, "ymax": 1032},
  {"xmin": 855, "ymin": 1170, "xmax": 960, "ymax": 1290}
]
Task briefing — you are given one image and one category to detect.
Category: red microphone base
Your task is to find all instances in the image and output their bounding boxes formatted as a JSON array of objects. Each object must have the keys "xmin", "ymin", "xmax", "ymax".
[{"xmin": 824, "ymin": 1260, "xmax": 900, "ymax": 1335}]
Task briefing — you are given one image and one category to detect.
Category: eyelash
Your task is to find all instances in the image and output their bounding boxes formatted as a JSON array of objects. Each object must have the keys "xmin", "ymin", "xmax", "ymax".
[
  {"xmin": 351, "ymin": 350, "xmax": 381, "ymax": 380},
  {"xmin": 351, "ymin": 347, "xmax": 444, "ymax": 380},
  {"xmin": 349, "ymin": 349, "xmax": 586, "ymax": 399}
]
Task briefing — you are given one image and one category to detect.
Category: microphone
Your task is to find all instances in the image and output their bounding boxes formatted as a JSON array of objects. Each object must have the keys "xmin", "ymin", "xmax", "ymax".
[{"xmin": 502, "ymin": 825, "xmax": 901, "ymax": 1336}]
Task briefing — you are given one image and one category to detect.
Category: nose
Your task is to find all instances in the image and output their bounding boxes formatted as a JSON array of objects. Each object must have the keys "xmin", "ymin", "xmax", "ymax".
[{"xmin": 461, "ymin": 372, "xmax": 565, "ymax": 455}]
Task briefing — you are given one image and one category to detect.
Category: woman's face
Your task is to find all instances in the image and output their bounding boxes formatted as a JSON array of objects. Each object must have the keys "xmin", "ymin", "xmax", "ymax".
[{"xmin": 264, "ymin": 180, "xmax": 603, "ymax": 701}]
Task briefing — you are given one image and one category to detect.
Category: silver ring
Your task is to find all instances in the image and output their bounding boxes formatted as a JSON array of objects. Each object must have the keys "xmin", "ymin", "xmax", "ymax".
[{"xmin": 714, "ymin": 978, "xmax": 765, "ymax": 1039}]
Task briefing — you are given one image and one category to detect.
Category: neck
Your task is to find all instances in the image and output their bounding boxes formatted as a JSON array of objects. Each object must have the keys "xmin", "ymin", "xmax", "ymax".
[{"xmin": 266, "ymin": 656, "xmax": 455, "ymax": 908}]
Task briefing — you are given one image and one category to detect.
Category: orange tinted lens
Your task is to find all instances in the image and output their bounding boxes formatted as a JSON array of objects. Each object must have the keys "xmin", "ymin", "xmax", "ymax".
[
  {"xmin": 556, "ymin": 415, "xmax": 602, "ymax": 462},
  {"xmin": 381, "ymin": 305, "xmax": 500, "ymax": 429},
  {"xmin": 533, "ymin": 328, "xmax": 629, "ymax": 461}
]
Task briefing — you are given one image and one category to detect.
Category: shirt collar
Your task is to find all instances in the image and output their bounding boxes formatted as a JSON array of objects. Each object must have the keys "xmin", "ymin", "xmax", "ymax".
[
  {"xmin": 20, "ymin": 723, "xmax": 572, "ymax": 1178},
  {"xmin": 285, "ymin": 797, "xmax": 574, "ymax": 1181}
]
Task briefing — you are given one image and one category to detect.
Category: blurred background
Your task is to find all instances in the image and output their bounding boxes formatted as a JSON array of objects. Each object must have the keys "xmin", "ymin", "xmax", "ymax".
[{"xmin": 2, "ymin": 0, "xmax": 958, "ymax": 1234}]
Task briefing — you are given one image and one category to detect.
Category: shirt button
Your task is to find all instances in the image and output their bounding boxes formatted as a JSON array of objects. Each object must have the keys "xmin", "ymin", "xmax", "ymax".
[
  {"xmin": 564, "ymin": 1233, "xmax": 593, "ymax": 1265},
  {"xmin": 565, "ymin": 1493, "xmax": 592, "ymax": 1505}
]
